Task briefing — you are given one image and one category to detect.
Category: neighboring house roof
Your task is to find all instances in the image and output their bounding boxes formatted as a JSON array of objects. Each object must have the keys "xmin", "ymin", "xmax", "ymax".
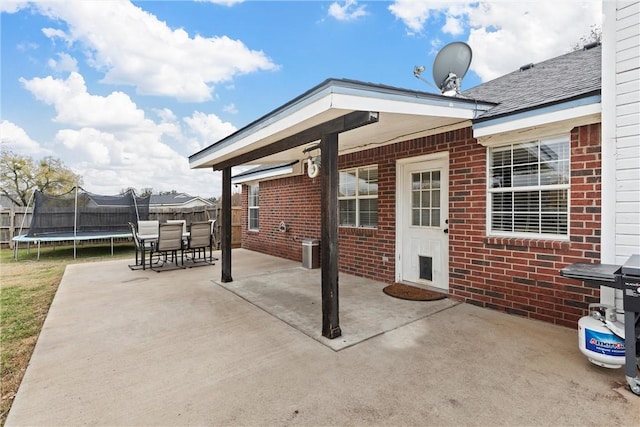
[
  {"xmin": 149, "ymin": 193, "xmax": 214, "ymax": 207},
  {"xmin": 464, "ymin": 43, "xmax": 601, "ymax": 122}
]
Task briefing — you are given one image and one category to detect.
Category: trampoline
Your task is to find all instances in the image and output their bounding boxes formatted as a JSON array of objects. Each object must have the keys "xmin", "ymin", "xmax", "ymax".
[{"xmin": 13, "ymin": 187, "xmax": 150, "ymax": 260}]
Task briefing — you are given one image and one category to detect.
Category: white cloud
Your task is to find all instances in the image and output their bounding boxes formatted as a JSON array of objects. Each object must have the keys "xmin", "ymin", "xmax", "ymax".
[
  {"xmin": 32, "ymin": 0, "xmax": 278, "ymax": 102},
  {"xmin": 20, "ymin": 72, "xmax": 146, "ymax": 129},
  {"xmin": 56, "ymin": 128, "xmax": 113, "ymax": 165},
  {"xmin": 17, "ymin": 70, "xmax": 229, "ymax": 197},
  {"xmin": 466, "ymin": 1, "xmax": 602, "ymax": 81},
  {"xmin": 389, "ymin": 0, "xmax": 602, "ymax": 83},
  {"xmin": 184, "ymin": 111, "xmax": 237, "ymax": 150},
  {"xmin": 17, "ymin": 41, "xmax": 39, "ymax": 52},
  {"xmin": 42, "ymin": 27, "xmax": 74, "ymax": 45},
  {"xmin": 195, "ymin": 0, "xmax": 245, "ymax": 6},
  {"xmin": 223, "ymin": 103, "xmax": 238, "ymax": 114},
  {"xmin": 51, "ymin": 120, "xmax": 222, "ymax": 197},
  {"xmin": 0, "ymin": 1, "xmax": 29, "ymax": 14},
  {"xmin": 328, "ymin": 1, "xmax": 368, "ymax": 21},
  {"xmin": 154, "ymin": 108, "xmax": 177, "ymax": 123},
  {"xmin": 442, "ymin": 15, "xmax": 464, "ymax": 36},
  {"xmin": 0, "ymin": 120, "xmax": 51, "ymax": 156},
  {"xmin": 56, "ymin": 124, "xmax": 200, "ymax": 194},
  {"xmin": 388, "ymin": 0, "xmax": 434, "ymax": 35},
  {"xmin": 48, "ymin": 52, "xmax": 79, "ymax": 73}
]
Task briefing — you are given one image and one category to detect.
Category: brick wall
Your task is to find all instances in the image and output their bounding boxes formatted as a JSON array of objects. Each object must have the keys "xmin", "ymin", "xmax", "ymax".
[
  {"xmin": 241, "ymin": 175, "xmax": 322, "ymax": 261},
  {"xmin": 241, "ymin": 123, "xmax": 602, "ymax": 328}
]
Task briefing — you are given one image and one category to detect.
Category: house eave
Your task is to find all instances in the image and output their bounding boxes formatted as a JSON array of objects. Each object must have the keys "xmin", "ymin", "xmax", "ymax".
[
  {"xmin": 473, "ymin": 96, "xmax": 601, "ymax": 146},
  {"xmin": 189, "ymin": 79, "xmax": 494, "ymax": 170}
]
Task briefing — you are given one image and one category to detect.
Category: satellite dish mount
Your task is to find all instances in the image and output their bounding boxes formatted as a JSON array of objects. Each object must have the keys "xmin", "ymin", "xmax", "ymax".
[{"xmin": 414, "ymin": 41, "xmax": 472, "ymax": 97}]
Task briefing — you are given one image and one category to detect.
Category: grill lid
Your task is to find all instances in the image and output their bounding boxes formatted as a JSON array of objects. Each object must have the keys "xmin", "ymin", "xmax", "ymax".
[
  {"xmin": 621, "ymin": 254, "xmax": 640, "ymax": 277},
  {"xmin": 560, "ymin": 263, "xmax": 621, "ymax": 282}
]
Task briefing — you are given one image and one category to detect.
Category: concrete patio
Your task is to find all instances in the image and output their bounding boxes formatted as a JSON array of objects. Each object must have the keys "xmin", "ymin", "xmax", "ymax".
[{"xmin": 6, "ymin": 249, "xmax": 639, "ymax": 426}]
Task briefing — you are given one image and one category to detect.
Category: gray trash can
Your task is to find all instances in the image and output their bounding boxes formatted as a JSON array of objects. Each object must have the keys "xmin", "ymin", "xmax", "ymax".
[{"xmin": 302, "ymin": 239, "xmax": 320, "ymax": 269}]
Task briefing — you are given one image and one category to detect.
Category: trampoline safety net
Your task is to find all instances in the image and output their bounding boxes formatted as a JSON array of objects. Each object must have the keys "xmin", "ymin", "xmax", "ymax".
[{"xmin": 27, "ymin": 188, "xmax": 150, "ymax": 238}]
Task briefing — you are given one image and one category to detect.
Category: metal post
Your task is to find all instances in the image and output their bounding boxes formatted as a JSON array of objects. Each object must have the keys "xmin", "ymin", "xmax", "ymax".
[
  {"xmin": 320, "ymin": 132, "xmax": 341, "ymax": 339},
  {"xmin": 73, "ymin": 186, "xmax": 78, "ymax": 259},
  {"xmin": 221, "ymin": 167, "xmax": 233, "ymax": 283},
  {"xmin": 14, "ymin": 189, "xmax": 36, "ymax": 260}
]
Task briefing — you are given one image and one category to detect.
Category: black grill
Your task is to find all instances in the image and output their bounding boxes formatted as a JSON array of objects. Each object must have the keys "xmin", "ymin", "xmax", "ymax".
[
  {"xmin": 561, "ymin": 254, "xmax": 640, "ymax": 396},
  {"xmin": 621, "ymin": 254, "xmax": 640, "ymax": 312}
]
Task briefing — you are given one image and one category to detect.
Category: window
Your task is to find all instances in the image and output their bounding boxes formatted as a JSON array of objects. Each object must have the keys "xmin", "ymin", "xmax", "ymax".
[
  {"xmin": 339, "ymin": 165, "xmax": 378, "ymax": 228},
  {"xmin": 488, "ymin": 136, "xmax": 570, "ymax": 238},
  {"xmin": 411, "ymin": 170, "xmax": 441, "ymax": 227},
  {"xmin": 248, "ymin": 184, "xmax": 259, "ymax": 231}
]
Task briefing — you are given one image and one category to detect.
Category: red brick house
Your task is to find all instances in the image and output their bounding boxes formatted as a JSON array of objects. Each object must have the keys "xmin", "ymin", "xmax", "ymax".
[{"xmin": 190, "ymin": 43, "xmax": 604, "ymax": 335}]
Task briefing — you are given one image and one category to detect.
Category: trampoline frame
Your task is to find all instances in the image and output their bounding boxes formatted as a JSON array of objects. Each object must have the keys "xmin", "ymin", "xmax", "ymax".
[{"xmin": 12, "ymin": 232, "xmax": 133, "ymax": 260}]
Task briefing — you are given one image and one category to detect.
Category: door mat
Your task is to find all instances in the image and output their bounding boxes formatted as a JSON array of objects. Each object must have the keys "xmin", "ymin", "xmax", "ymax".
[{"xmin": 383, "ymin": 283, "xmax": 448, "ymax": 301}]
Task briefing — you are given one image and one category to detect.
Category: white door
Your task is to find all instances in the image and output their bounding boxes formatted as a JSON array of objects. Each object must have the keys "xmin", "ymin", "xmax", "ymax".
[{"xmin": 397, "ymin": 155, "xmax": 449, "ymax": 291}]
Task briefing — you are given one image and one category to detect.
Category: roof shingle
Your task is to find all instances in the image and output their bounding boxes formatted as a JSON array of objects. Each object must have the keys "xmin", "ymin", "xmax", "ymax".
[{"xmin": 464, "ymin": 44, "xmax": 601, "ymax": 121}]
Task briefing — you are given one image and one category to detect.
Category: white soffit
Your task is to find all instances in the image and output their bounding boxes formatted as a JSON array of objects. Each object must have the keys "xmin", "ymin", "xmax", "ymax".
[
  {"xmin": 330, "ymin": 92, "xmax": 480, "ymax": 119},
  {"xmin": 231, "ymin": 163, "xmax": 299, "ymax": 185},
  {"xmin": 474, "ymin": 103, "xmax": 601, "ymax": 146}
]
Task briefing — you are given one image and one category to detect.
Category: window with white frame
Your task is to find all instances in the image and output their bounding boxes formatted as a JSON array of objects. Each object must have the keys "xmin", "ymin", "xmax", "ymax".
[
  {"xmin": 339, "ymin": 165, "xmax": 378, "ymax": 228},
  {"xmin": 488, "ymin": 136, "xmax": 570, "ymax": 238},
  {"xmin": 248, "ymin": 183, "xmax": 259, "ymax": 231}
]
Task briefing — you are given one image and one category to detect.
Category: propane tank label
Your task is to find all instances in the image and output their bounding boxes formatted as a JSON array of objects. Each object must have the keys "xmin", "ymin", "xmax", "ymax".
[{"xmin": 585, "ymin": 329, "xmax": 625, "ymax": 356}]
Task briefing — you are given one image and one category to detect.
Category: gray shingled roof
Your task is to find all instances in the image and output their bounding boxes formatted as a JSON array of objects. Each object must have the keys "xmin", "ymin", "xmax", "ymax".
[
  {"xmin": 464, "ymin": 44, "xmax": 601, "ymax": 121},
  {"xmin": 150, "ymin": 193, "xmax": 198, "ymax": 205}
]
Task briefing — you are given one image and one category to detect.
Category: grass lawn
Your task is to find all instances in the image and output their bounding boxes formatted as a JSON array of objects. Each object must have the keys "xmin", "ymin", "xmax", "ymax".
[{"xmin": 0, "ymin": 242, "xmax": 135, "ymax": 426}]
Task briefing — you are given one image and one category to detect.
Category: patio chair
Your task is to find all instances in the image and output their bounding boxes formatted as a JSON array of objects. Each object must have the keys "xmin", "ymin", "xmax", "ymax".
[
  {"xmin": 127, "ymin": 222, "xmax": 153, "ymax": 270},
  {"xmin": 185, "ymin": 221, "xmax": 216, "ymax": 266},
  {"xmin": 166, "ymin": 219, "xmax": 187, "ymax": 235},
  {"xmin": 137, "ymin": 220, "xmax": 159, "ymax": 237},
  {"xmin": 149, "ymin": 223, "xmax": 185, "ymax": 272}
]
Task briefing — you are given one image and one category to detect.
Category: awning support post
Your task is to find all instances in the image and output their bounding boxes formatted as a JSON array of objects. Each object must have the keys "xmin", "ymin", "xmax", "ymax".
[
  {"xmin": 320, "ymin": 132, "xmax": 341, "ymax": 339},
  {"xmin": 221, "ymin": 167, "xmax": 233, "ymax": 283}
]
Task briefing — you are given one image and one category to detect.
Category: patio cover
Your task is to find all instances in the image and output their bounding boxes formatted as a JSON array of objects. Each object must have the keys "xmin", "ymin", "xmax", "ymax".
[{"xmin": 188, "ymin": 78, "xmax": 494, "ymax": 338}]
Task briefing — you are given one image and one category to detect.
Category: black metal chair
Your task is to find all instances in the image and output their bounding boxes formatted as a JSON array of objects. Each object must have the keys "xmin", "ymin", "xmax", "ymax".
[{"xmin": 149, "ymin": 223, "xmax": 185, "ymax": 272}]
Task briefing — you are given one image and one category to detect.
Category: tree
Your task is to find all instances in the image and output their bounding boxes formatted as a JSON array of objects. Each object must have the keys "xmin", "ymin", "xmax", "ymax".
[
  {"xmin": 0, "ymin": 151, "xmax": 82, "ymax": 206},
  {"xmin": 119, "ymin": 187, "xmax": 153, "ymax": 197},
  {"xmin": 572, "ymin": 25, "xmax": 602, "ymax": 51},
  {"xmin": 139, "ymin": 187, "xmax": 153, "ymax": 198}
]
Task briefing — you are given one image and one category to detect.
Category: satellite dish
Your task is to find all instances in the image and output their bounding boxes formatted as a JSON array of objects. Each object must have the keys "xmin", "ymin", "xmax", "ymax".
[{"xmin": 432, "ymin": 42, "xmax": 472, "ymax": 96}]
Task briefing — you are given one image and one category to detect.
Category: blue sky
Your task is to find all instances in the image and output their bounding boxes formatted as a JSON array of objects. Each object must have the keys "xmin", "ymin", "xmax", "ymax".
[{"xmin": 1, "ymin": 1, "xmax": 602, "ymax": 199}]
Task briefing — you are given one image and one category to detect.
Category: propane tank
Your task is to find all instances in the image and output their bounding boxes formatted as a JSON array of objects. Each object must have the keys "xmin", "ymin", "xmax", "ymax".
[{"xmin": 578, "ymin": 305, "xmax": 626, "ymax": 369}]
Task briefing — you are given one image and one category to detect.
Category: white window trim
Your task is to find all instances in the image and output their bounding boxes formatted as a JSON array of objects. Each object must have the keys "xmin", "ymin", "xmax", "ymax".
[
  {"xmin": 248, "ymin": 183, "xmax": 259, "ymax": 231},
  {"xmin": 339, "ymin": 164, "xmax": 378, "ymax": 229},
  {"xmin": 486, "ymin": 136, "xmax": 571, "ymax": 240}
]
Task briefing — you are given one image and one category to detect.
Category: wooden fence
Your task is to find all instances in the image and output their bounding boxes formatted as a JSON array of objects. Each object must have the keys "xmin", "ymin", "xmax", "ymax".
[
  {"xmin": 1, "ymin": 205, "xmax": 242, "ymax": 249},
  {"xmin": 0, "ymin": 206, "xmax": 32, "ymax": 248}
]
